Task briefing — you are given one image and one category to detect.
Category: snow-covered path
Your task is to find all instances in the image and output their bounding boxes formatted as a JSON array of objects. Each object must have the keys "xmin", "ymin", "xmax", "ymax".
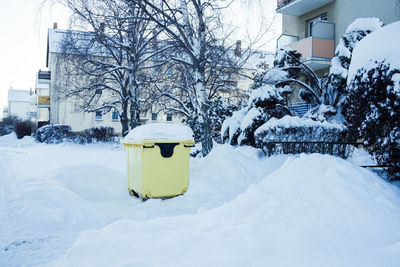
[{"xmin": 1, "ymin": 133, "xmax": 400, "ymax": 266}]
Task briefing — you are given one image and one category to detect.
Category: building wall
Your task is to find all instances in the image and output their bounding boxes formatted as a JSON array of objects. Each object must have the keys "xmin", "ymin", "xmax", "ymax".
[
  {"xmin": 282, "ymin": 0, "xmax": 400, "ymax": 44},
  {"xmin": 48, "ymin": 52, "xmax": 192, "ymax": 134},
  {"xmin": 8, "ymin": 101, "xmax": 32, "ymax": 120}
]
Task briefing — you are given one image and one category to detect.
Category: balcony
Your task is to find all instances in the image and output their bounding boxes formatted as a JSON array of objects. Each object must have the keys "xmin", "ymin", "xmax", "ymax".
[
  {"xmin": 38, "ymin": 70, "xmax": 51, "ymax": 80},
  {"xmin": 277, "ymin": 0, "xmax": 334, "ymax": 16},
  {"xmin": 277, "ymin": 21, "xmax": 335, "ymax": 70},
  {"xmin": 38, "ymin": 96, "xmax": 50, "ymax": 107}
]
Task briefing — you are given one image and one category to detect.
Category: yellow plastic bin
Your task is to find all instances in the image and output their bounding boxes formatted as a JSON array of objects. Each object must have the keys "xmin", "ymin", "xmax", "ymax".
[{"xmin": 123, "ymin": 123, "xmax": 194, "ymax": 199}]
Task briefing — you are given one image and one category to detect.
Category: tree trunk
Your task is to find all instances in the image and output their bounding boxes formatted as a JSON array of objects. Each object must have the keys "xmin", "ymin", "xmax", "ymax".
[
  {"xmin": 195, "ymin": 69, "xmax": 213, "ymax": 156},
  {"xmin": 130, "ymin": 99, "xmax": 141, "ymax": 129},
  {"xmin": 121, "ymin": 99, "xmax": 129, "ymax": 137}
]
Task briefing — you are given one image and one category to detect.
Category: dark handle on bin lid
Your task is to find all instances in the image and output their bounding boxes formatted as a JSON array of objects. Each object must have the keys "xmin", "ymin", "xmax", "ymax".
[
  {"xmin": 143, "ymin": 145, "xmax": 155, "ymax": 148},
  {"xmin": 184, "ymin": 144, "xmax": 195, "ymax": 148},
  {"xmin": 155, "ymin": 143, "xmax": 179, "ymax": 158}
]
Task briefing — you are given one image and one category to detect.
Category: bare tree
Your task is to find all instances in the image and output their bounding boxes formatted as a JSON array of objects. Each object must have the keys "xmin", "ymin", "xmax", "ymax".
[
  {"xmin": 131, "ymin": 0, "xmax": 250, "ymax": 156},
  {"xmin": 58, "ymin": 0, "xmax": 166, "ymax": 136}
]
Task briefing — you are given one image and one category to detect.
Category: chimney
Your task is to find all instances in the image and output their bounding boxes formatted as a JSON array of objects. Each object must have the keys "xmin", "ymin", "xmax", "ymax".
[
  {"xmin": 53, "ymin": 22, "xmax": 58, "ymax": 29},
  {"xmin": 235, "ymin": 40, "xmax": 242, "ymax": 57}
]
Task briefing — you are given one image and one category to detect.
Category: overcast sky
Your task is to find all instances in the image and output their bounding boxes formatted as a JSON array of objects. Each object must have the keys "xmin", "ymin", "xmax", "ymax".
[{"xmin": 0, "ymin": 0, "xmax": 280, "ymax": 118}]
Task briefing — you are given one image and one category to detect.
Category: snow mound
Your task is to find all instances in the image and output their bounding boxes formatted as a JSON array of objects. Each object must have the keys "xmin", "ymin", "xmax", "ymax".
[
  {"xmin": 348, "ymin": 21, "xmax": 400, "ymax": 82},
  {"xmin": 54, "ymin": 165, "xmax": 127, "ymax": 201},
  {"xmin": 54, "ymin": 154, "xmax": 400, "ymax": 267},
  {"xmin": 248, "ymin": 84, "xmax": 283, "ymax": 105},
  {"xmin": 345, "ymin": 17, "xmax": 383, "ymax": 34},
  {"xmin": 123, "ymin": 123, "xmax": 194, "ymax": 143}
]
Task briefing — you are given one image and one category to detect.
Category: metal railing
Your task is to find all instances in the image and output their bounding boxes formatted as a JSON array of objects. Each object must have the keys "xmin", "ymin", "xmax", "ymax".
[
  {"xmin": 277, "ymin": 34, "xmax": 299, "ymax": 49},
  {"xmin": 260, "ymin": 141, "xmax": 363, "ymax": 158},
  {"xmin": 310, "ymin": 20, "xmax": 335, "ymax": 40}
]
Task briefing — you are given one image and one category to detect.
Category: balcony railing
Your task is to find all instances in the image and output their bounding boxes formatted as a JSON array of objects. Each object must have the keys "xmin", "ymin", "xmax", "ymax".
[
  {"xmin": 277, "ymin": 21, "xmax": 335, "ymax": 70},
  {"xmin": 38, "ymin": 96, "xmax": 50, "ymax": 106},
  {"xmin": 277, "ymin": 0, "xmax": 334, "ymax": 16}
]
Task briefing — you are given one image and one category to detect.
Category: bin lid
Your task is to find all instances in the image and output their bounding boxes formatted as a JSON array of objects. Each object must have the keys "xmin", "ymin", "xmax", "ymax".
[{"xmin": 123, "ymin": 123, "xmax": 194, "ymax": 144}]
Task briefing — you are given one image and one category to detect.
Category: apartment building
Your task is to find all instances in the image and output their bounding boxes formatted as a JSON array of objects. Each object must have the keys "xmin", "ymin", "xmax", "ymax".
[
  {"xmin": 45, "ymin": 24, "xmax": 269, "ymax": 134},
  {"xmin": 36, "ymin": 70, "xmax": 51, "ymax": 127},
  {"xmin": 7, "ymin": 89, "xmax": 37, "ymax": 121},
  {"xmin": 276, "ymin": 0, "xmax": 400, "ymax": 75}
]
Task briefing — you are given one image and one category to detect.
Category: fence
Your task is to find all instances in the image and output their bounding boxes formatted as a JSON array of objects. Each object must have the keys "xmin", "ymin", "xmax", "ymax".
[{"xmin": 260, "ymin": 141, "xmax": 363, "ymax": 159}]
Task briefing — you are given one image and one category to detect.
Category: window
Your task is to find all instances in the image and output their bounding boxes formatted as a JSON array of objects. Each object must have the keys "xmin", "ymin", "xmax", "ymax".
[
  {"xmin": 112, "ymin": 111, "xmax": 119, "ymax": 121},
  {"xmin": 166, "ymin": 113, "xmax": 172, "ymax": 122},
  {"xmin": 308, "ymin": 13, "xmax": 327, "ymax": 37},
  {"xmin": 152, "ymin": 113, "xmax": 157, "ymax": 121},
  {"xmin": 95, "ymin": 111, "xmax": 103, "ymax": 120}
]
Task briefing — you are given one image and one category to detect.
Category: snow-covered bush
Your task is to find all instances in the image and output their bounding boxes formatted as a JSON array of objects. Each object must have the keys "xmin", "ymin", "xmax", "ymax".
[
  {"xmin": 0, "ymin": 116, "xmax": 18, "ymax": 136},
  {"xmin": 84, "ymin": 126, "xmax": 117, "ymax": 143},
  {"xmin": 34, "ymin": 125, "xmax": 86, "ymax": 144},
  {"xmin": 14, "ymin": 120, "xmax": 35, "ymax": 139},
  {"xmin": 308, "ymin": 18, "xmax": 383, "ymax": 122},
  {"xmin": 35, "ymin": 125, "xmax": 119, "ymax": 144},
  {"xmin": 346, "ymin": 63, "xmax": 400, "ymax": 179},
  {"xmin": 254, "ymin": 115, "xmax": 350, "ymax": 157},
  {"xmin": 255, "ymin": 116, "xmax": 345, "ymax": 143},
  {"xmin": 345, "ymin": 21, "xmax": 400, "ymax": 181},
  {"xmin": 221, "ymin": 84, "xmax": 291, "ymax": 147}
]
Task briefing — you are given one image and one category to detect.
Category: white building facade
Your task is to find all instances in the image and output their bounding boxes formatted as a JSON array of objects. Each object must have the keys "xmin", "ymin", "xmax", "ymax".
[{"xmin": 7, "ymin": 89, "xmax": 37, "ymax": 121}]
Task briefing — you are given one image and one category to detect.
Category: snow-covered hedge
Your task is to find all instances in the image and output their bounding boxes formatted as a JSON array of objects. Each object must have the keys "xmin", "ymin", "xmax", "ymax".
[
  {"xmin": 345, "ymin": 21, "xmax": 400, "ymax": 180},
  {"xmin": 34, "ymin": 125, "xmax": 84, "ymax": 144},
  {"xmin": 84, "ymin": 126, "xmax": 118, "ymax": 143},
  {"xmin": 255, "ymin": 116, "xmax": 345, "ymax": 143},
  {"xmin": 254, "ymin": 116, "xmax": 350, "ymax": 157},
  {"xmin": 0, "ymin": 116, "xmax": 19, "ymax": 137},
  {"xmin": 34, "ymin": 125, "xmax": 118, "ymax": 144},
  {"xmin": 14, "ymin": 120, "xmax": 35, "ymax": 139}
]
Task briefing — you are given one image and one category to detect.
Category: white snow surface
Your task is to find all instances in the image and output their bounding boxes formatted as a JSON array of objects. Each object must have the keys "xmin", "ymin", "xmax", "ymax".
[
  {"xmin": 248, "ymin": 84, "xmax": 283, "ymax": 104},
  {"xmin": 221, "ymin": 108, "xmax": 247, "ymax": 142},
  {"xmin": 1, "ymin": 133, "xmax": 400, "ymax": 267},
  {"xmin": 348, "ymin": 21, "xmax": 400, "ymax": 83},
  {"xmin": 123, "ymin": 123, "xmax": 194, "ymax": 143}
]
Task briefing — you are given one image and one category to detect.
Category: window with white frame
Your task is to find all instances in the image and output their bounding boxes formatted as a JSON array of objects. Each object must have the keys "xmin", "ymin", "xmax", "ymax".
[
  {"xmin": 152, "ymin": 113, "xmax": 158, "ymax": 121},
  {"xmin": 166, "ymin": 113, "xmax": 173, "ymax": 122}
]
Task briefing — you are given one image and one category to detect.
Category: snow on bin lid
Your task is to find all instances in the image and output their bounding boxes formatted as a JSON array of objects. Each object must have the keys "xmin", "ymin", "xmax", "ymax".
[{"xmin": 123, "ymin": 123, "xmax": 194, "ymax": 143}]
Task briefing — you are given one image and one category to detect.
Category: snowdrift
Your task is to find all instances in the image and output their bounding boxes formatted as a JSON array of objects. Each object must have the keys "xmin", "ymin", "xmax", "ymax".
[
  {"xmin": 348, "ymin": 21, "xmax": 400, "ymax": 82},
  {"xmin": 55, "ymin": 154, "xmax": 400, "ymax": 267},
  {"xmin": 1, "ymin": 134, "xmax": 399, "ymax": 267}
]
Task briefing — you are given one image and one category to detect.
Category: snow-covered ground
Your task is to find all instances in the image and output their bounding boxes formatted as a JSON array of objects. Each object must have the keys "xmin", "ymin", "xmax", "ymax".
[{"xmin": 1, "ymin": 133, "xmax": 400, "ymax": 267}]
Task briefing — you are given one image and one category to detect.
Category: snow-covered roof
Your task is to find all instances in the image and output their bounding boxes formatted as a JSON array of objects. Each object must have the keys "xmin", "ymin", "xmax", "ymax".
[
  {"xmin": 348, "ymin": 21, "xmax": 400, "ymax": 83},
  {"xmin": 47, "ymin": 28, "xmax": 110, "ymax": 66},
  {"xmin": 47, "ymin": 28, "xmax": 273, "ymax": 71},
  {"xmin": 8, "ymin": 89, "xmax": 33, "ymax": 102},
  {"xmin": 123, "ymin": 123, "xmax": 194, "ymax": 144}
]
